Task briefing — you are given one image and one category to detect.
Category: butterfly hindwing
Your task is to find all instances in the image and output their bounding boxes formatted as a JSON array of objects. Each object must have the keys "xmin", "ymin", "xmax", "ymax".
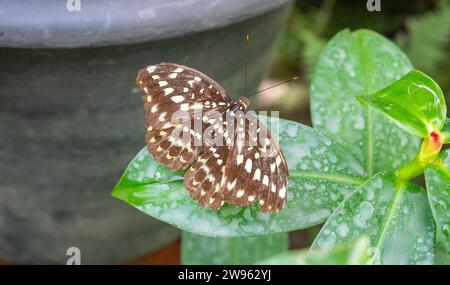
[
  {"xmin": 145, "ymin": 123, "xmax": 200, "ymax": 170},
  {"xmin": 184, "ymin": 145, "xmax": 229, "ymax": 210},
  {"xmin": 221, "ymin": 113, "xmax": 288, "ymax": 212}
]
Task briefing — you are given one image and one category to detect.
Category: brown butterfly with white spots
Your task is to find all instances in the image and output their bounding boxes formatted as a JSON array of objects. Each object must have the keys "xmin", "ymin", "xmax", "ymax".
[{"xmin": 136, "ymin": 63, "xmax": 288, "ymax": 212}]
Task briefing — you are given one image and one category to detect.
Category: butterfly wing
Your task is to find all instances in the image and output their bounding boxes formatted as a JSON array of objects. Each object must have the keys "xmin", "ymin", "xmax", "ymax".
[
  {"xmin": 185, "ymin": 110, "xmax": 288, "ymax": 212},
  {"xmin": 137, "ymin": 62, "xmax": 288, "ymax": 212},
  {"xmin": 183, "ymin": 105, "xmax": 230, "ymax": 209},
  {"xmin": 137, "ymin": 63, "xmax": 231, "ymax": 170},
  {"xmin": 183, "ymin": 145, "xmax": 229, "ymax": 210},
  {"xmin": 221, "ymin": 113, "xmax": 289, "ymax": 212}
]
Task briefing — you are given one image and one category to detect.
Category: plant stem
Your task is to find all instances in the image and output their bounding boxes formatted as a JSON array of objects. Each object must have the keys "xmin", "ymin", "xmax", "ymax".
[
  {"xmin": 396, "ymin": 131, "xmax": 443, "ymax": 182},
  {"xmin": 396, "ymin": 156, "xmax": 425, "ymax": 181}
]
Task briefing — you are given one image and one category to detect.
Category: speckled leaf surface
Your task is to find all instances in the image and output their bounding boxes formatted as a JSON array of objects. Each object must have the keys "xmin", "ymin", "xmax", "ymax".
[
  {"xmin": 310, "ymin": 29, "xmax": 420, "ymax": 176},
  {"xmin": 112, "ymin": 117, "xmax": 366, "ymax": 237},
  {"xmin": 311, "ymin": 172, "xmax": 435, "ymax": 265},
  {"xmin": 261, "ymin": 236, "xmax": 370, "ymax": 265},
  {"xmin": 181, "ymin": 232, "xmax": 288, "ymax": 265},
  {"xmin": 435, "ymin": 232, "xmax": 450, "ymax": 264},
  {"xmin": 425, "ymin": 149, "xmax": 450, "ymax": 256}
]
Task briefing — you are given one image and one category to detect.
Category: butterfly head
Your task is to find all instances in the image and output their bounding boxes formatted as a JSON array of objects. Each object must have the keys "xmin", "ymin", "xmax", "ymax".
[
  {"xmin": 238, "ymin": 96, "xmax": 250, "ymax": 109},
  {"xmin": 230, "ymin": 96, "xmax": 251, "ymax": 112}
]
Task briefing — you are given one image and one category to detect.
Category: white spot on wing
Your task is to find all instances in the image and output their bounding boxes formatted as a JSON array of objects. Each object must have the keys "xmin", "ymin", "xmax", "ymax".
[
  {"xmin": 263, "ymin": 175, "xmax": 269, "ymax": 186},
  {"xmin": 171, "ymin": 95, "xmax": 184, "ymax": 103},
  {"xmin": 279, "ymin": 186, "xmax": 286, "ymax": 198},
  {"xmin": 236, "ymin": 154, "xmax": 244, "ymax": 165},
  {"xmin": 180, "ymin": 103, "xmax": 189, "ymax": 111},
  {"xmin": 158, "ymin": 112, "xmax": 167, "ymax": 121},
  {"xmin": 164, "ymin": 88, "xmax": 174, "ymax": 96},
  {"xmin": 191, "ymin": 103, "xmax": 203, "ymax": 110},
  {"xmin": 253, "ymin": 169, "xmax": 261, "ymax": 181},
  {"xmin": 271, "ymin": 183, "xmax": 276, "ymax": 193},
  {"xmin": 146, "ymin": 65, "xmax": 156, "ymax": 73},
  {"xmin": 227, "ymin": 179, "xmax": 237, "ymax": 190},
  {"xmin": 276, "ymin": 155, "xmax": 281, "ymax": 166},
  {"xmin": 245, "ymin": 158, "xmax": 252, "ymax": 173}
]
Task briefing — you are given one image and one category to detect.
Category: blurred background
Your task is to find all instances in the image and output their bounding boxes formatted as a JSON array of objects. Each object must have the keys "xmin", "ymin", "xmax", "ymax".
[
  {"xmin": 0, "ymin": 0, "xmax": 449, "ymax": 264},
  {"xmin": 258, "ymin": 0, "xmax": 449, "ymax": 125}
]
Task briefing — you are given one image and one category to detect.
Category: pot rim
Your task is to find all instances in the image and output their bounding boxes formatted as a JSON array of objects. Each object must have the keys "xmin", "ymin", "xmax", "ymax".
[{"xmin": 0, "ymin": 0, "xmax": 292, "ymax": 48}]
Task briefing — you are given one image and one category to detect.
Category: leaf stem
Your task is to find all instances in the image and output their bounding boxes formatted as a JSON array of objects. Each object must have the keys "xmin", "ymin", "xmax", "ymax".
[
  {"xmin": 396, "ymin": 130, "xmax": 443, "ymax": 182},
  {"xmin": 395, "ymin": 156, "xmax": 425, "ymax": 182}
]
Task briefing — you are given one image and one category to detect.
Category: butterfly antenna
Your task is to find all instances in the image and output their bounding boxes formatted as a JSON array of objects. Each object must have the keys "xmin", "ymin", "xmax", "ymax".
[
  {"xmin": 244, "ymin": 33, "xmax": 250, "ymax": 97},
  {"xmin": 246, "ymin": 75, "xmax": 299, "ymax": 99}
]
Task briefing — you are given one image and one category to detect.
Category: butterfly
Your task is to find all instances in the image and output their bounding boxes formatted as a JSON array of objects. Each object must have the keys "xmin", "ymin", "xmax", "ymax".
[{"xmin": 136, "ymin": 63, "xmax": 288, "ymax": 212}]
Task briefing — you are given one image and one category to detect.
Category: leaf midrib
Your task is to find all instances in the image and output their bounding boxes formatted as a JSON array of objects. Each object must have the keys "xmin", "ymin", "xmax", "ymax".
[
  {"xmin": 112, "ymin": 178, "xmax": 184, "ymax": 200},
  {"xmin": 369, "ymin": 182, "xmax": 404, "ymax": 264},
  {"xmin": 355, "ymin": 33, "xmax": 375, "ymax": 176},
  {"xmin": 290, "ymin": 171, "xmax": 364, "ymax": 185}
]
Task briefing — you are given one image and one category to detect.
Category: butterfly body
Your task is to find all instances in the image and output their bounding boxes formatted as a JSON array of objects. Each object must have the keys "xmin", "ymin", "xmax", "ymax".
[
  {"xmin": 229, "ymin": 97, "xmax": 250, "ymax": 112},
  {"xmin": 137, "ymin": 63, "xmax": 288, "ymax": 212}
]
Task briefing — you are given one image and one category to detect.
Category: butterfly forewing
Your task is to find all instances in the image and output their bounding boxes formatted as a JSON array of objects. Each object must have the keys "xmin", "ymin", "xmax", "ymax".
[
  {"xmin": 137, "ymin": 63, "xmax": 231, "ymax": 170},
  {"xmin": 137, "ymin": 63, "xmax": 231, "ymax": 125}
]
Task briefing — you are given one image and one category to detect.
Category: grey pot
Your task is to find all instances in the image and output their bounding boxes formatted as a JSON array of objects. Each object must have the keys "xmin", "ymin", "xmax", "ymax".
[{"xmin": 0, "ymin": 0, "xmax": 293, "ymax": 264}]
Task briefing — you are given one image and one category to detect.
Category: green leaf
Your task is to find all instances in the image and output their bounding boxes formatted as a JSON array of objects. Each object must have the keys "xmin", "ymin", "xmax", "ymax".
[
  {"xmin": 181, "ymin": 232, "xmax": 288, "ymax": 265},
  {"xmin": 441, "ymin": 118, "xmax": 450, "ymax": 143},
  {"xmin": 311, "ymin": 172, "xmax": 435, "ymax": 265},
  {"xmin": 112, "ymin": 116, "xmax": 366, "ymax": 237},
  {"xmin": 435, "ymin": 231, "xmax": 450, "ymax": 265},
  {"xmin": 257, "ymin": 249, "xmax": 306, "ymax": 265},
  {"xmin": 260, "ymin": 236, "xmax": 371, "ymax": 265},
  {"xmin": 425, "ymin": 149, "xmax": 450, "ymax": 256},
  {"xmin": 358, "ymin": 70, "xmax": 446, "ymax": 138},
  {"xmin": 311, "ymin": 29, "xmax": 420, "ymax": 176}
]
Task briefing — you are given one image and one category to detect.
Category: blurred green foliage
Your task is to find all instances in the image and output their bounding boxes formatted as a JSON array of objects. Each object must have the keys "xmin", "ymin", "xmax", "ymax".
[
  {"xmin": 259, "ymin": 236, "xmax": 371, "ymax": 265},
  {"xmin": 396, "ymin": 1, "xmax": 450, "ymax": 97},
  {"xmin": 272, "ymin": 0, "xmax": 449, "ymax": 97}
]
